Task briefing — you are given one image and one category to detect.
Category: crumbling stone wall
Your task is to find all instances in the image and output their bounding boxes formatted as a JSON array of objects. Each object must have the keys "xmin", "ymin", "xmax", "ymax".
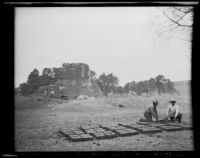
[
  {"xmin": 59, "ymin": 63, "xmax": 90, "ymax": 80},
  {"xmin": 38, "ymin": 63, "xmax": 102, "ymax": 98}
]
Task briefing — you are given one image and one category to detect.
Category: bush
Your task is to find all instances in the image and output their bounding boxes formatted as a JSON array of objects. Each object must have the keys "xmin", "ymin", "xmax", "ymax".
[{"xmin": 20, "ymin": 83, "xmax": 34, "ymax": 95}]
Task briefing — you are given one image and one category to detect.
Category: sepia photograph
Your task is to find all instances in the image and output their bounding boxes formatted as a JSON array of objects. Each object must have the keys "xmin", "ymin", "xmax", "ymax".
[{"xmin": 14, "ymin": 5, "xmax": 194, "ymax": 151}]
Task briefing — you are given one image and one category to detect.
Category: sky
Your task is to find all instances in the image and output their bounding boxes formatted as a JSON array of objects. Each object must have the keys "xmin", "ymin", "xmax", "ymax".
[{"xmin": 15, "ymin": 7, "xmax": 192, "ymax": 88}]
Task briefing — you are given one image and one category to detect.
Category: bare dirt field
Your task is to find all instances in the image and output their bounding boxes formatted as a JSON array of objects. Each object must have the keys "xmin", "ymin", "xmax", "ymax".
[{"xmin": 15, "ymin": 93, "xmax": 193, "ymax": 151}]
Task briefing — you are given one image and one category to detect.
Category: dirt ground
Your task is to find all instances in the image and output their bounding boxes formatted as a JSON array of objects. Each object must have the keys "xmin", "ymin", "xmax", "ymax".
[{"xmin": 15, "ymin": 94, "xmax": 193, "ymax": 151}]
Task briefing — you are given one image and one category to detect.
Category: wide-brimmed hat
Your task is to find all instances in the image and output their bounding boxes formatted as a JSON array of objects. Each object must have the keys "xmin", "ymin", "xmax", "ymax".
[
  {"xmin": 169, "ymin": 99, "xmax": 176, "ymax": 103},
  {"xmin": 153, "ymin": 100, "xmax": 158, "ymax": 104}
]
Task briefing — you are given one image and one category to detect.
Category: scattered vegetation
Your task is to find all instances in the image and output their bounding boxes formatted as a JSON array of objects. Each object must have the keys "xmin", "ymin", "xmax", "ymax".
[{"xmin": 18, "ymin": 63, "xmax": 176, "ymax": 96}]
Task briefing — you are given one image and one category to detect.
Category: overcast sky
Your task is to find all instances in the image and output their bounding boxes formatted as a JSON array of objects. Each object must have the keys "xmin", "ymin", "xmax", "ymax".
[{"xmin": 15, "ymin": 7, "xmax": 192, "ymax": 87}]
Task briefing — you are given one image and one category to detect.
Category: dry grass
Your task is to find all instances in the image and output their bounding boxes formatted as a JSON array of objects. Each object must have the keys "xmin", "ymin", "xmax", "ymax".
[{"xmin": 15, "ymin": 93, "xmax": 193, "ymax": 151}]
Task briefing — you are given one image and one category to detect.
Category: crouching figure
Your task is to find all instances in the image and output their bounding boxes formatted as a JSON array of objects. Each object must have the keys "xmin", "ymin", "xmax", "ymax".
[
  {"xmin": 139, "ymin": 100, "xmax": 159, "ymax": 122},
  {"xmin": 167, "ymin": 99, "xmax": 182, "ymax": 123}
]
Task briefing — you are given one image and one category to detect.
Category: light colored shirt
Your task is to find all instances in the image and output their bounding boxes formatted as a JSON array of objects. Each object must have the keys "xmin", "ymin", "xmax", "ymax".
[
  {"xmin": 59, "ymin": 86, "xmax": 65, "ymax": 91},
  {"xmin": 167, "ymin": 104, "xmax": 179, "ymax": 118},
  {"xmin": 50, "ymin": 90, "xmax": 55, "ymax": 95}
]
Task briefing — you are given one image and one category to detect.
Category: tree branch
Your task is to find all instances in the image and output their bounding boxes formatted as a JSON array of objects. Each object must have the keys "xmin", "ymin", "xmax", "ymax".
[
  {"xmin": 165, "ymin": 35, "xmax": 191, "ymax": 42},
  {"xmin": 174, "ymin": 7, "xmax": 193, "ymax": 14},
  {"xmin": 158, "ymin": 8, "xmax": 193, "ymax": 28},
  {"xmin": 158, "ymin": 25, "xmax": 180, "ymax": 36},
  {"xmin": 174, "ymin": 7, "xmax": 186, "ymax": 13}
]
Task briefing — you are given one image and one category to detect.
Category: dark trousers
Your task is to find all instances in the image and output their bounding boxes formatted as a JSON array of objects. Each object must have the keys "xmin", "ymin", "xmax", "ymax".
[
  {"xmin": 144, "ymin": 111, "xmax": 153, "ymax": 121},
  {"xmin": 169, "ymin": 112, "xmax": 182, "ymax": 123}
]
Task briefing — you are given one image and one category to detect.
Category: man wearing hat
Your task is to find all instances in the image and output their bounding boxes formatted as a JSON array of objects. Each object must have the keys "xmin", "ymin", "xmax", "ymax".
[
  {"xmin": 141, "ymin": 100, "xmax": 159, "ymax": 122},
  {"xmin": 167, "ymin": 99, "xmax": 182, "ymax": 123}
]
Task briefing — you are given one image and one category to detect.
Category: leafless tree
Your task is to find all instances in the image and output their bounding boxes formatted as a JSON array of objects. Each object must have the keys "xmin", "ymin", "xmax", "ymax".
[{"xmin": 158, "ymin": 7, "xmax": 193, "ymax": 42}]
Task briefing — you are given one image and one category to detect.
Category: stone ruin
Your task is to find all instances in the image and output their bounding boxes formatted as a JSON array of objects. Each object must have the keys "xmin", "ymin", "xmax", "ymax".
[{"xmin": 38, "ymin": 63, "xmax": 103, "ymax": 98}]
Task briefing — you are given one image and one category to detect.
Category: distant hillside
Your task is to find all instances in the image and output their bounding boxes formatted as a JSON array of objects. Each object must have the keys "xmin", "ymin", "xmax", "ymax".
[{"xmin": 173, "ymin": 80, "xmax": 191, "ymax": 95}]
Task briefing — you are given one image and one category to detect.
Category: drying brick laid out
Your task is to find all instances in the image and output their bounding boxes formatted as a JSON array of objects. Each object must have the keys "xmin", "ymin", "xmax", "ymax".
[
  {"xmin": 95, "ymin": 128, "xmax": 107, "ymax": 132},
  {"xmin": 68, "ymin": 134, "xmax": 94, "ymax": 142},
  {"xmin": 84, "ymin": 129, "xmax": 96, "ymax": 134},
  {"xmin": 147, "ymin": 123, "xmax": 169, "ymax": 127},
  {"xmin": 91, "ymin": 133, "xmax": 107, "ymax": 139},
  {"xmin": 59, "ymin": 121, "xmax": 190, "ymax": 142},
  {"xmin": 119, "ymin": 123, "xmax": 162, "ymax": 134},
  {"xmin": 136, "ymin": 122, "xmax": 156, "ymax": 126},
  {"xmin": 59, "ymin": 128, "xmax": 84, "ymax": 135},
  {"xmin": 103, "ymin": 131, "xmax": 118, "ymax": 138},
  {"xmin": 165, "ymin": 122, "xmax": 193, "ymax": 130},
  {"xmin": 112, "ymin": 129, "xmax": 139, "ymax": 136},
  {"xmin": 81, "ymin": 127, "xmax": 107, "ymax": 133},
  {"xmin": 178, "ymin": 124, "xmax": 193, "ymax": 130},
  {"xmin": 67, "ymin": 134, "xmax": 83, "ymax": 142},
  {"xmin": 156, "ymin": 125, "xmax": 183, "ymax": 131},
  {"xmin": 136, "ymin": 122, "xmax": 166, "ymax": 127},
  {"xmin": 120, "ymin": 123, "xmax": 150, "ymax": 129},
  {"xmin": 134, "ymin": 127, "xmax": 162, "ymax": 134},
  {"xmin": 79, "ymin": 134, "xmax": 94, "ymax": 141},
  {"xmin": 91, "ymin": 131, "xmax": 117, "ymax": 139},
  {"xmin": 100, "ymin": 125, "xmax": 127, "ymax": 130},
  {"xmin": 59, "ymin": 129, "xmax": 74, "ymax": 136},
  {"xmin": 72, "ymin": 130, "xmax": 86, "ymax": 135}
]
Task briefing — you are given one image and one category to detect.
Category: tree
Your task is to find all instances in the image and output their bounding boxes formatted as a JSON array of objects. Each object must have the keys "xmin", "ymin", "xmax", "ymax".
[
  {"xmin": 158, "ymin": 7, "xmax": 193, "ymax": 42},
  {"xmin": 96, "ymin": 73, "xmax": 119, "ymax": 95},
  {"xmin": 155, "ymin": 75, "xmax": 165, "ymax": 94},
  {"xmin": 114, "ymin": 86, "xmax": 125, "ymax": 94},
  {"xmin": 124, "ymin": 81, "xmax": 137, "ymax": 93},
  {"xmin": 52, "ymin": 67, "xmax": 62, "ymax": 80},
  {"xmin": 38, "ymin": 75, "xmax": 57, "ymax": 87},
  {"xmin": 20, "ymin": 82, "xmax": 33, "ymax": 95},
  {"xmin": 42, "ymin": 68, "xmax": 54, "ymax": 77},
  {"xmin": 27, "ymin": 68, "xmax": 39, "ymax": 84},
  {"xmin": 90, "ymin": 70, "xmax": 96, "ymax": 79},
  {"xmin": 149, "ymin": 77, "xmax": 156, "ymax": 91},
  {"xmin": 27, "ymin": 68, "xmax": 40, "ymax": 91},
  {"xmin": 166, "ymin": 79, "xmax": 176, "ymax": 93},
  {"xmin": 124, "ymin": 75, "xmax": 176, "ymax": 95},
  {"xmin": 136, "ymin": 80, "xmax": 149, "ymax": 95},
  {"xmin": 40, "ymin": 67, "xmax": 57, "ymax": 86}
]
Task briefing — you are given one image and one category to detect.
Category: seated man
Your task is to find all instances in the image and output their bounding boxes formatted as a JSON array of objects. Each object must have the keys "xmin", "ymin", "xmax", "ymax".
[
  {"xmin": 167, "ymin": 99, "xmax": 182, "ymax": 123},
  {"xmin": 140, "ymin": 100, "xmax": 159, "ymax": 122}
]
